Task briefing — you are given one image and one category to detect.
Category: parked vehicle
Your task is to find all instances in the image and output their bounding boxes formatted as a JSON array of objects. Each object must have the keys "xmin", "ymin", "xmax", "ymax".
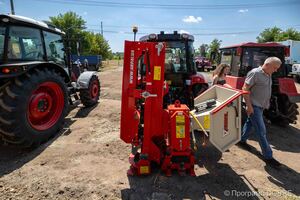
[
  {"xmin": 71, "ymin": 55, "xmax": 102, "ymax": 71},
  {"xmin": 0, "ymin": 14, "xmax": 100, "ymax": 147},
  {"xmin": 139, "ymin": 31, "xmax": 209, "ymax": 107},
  {"xmin": 219, "ymin": 42, "xmax": 300, "ymax": 126},
  {"xmin": 279, "ymin": 40, "xmax": 300, "ymax": 83},
  {"xmin": 195, "ymin": 56, "xmax": 214, "ymax": 72}
]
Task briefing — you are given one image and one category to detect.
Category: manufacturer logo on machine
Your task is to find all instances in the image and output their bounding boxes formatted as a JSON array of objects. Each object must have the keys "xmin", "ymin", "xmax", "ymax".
[{"xmin": 129, "ymin": 50, "xmax": 134, "ymax": 84}]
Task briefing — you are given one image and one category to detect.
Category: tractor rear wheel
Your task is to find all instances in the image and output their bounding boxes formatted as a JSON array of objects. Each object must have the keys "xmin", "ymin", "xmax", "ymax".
[
  {"xmin": 0, "ymin": 68, "xmax": 68, "ymax": 147},
  {"xmin": 279, "ymin": 96, "xmax": 299, "ymax": 125},
  {"xmin": 268, "ymin": 95, "xmax": 299, "ymax": 127},
  {"xmin": 79, "ymin": 75, "xmax": 100, "ymax": 107}
]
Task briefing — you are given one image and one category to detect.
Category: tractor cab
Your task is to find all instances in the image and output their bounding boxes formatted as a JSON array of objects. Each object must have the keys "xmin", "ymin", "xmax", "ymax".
[
  {"xmin": 140, "ymin": 31, "xmax": 208, "ymax": 107},
  {"xmin": 220, "ymin": 43, "xmax": 289, "ymax": 79},
  {"xmin": 0, "ymin": 14, "xmax": 100, "ymax": 147},
  {"xmin": 219, "ymin": 42, "xmax": 299, "ymax": 126}
]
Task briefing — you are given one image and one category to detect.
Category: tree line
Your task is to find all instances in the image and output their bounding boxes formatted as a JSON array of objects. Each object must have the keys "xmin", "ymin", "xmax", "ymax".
[{"xmin": 49, "ymin": 12, "xmax": 113, "ymax": 60}]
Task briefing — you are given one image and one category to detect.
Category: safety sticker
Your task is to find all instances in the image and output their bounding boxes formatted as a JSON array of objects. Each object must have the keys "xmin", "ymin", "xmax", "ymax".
[
  {"xmin": 153, "ymin": 66, "xmax": 161, "ymax": 80},
  {"xmin": 176, "ymin": 125, "xmax": 185, "ymax": 138},
  {"xmin": 140, "ymin": 166, "xmax": 149, "ymax": 174},
  {"xmin": 203, "ymin": 115, "xmax": 210, "ymax": 129},
  {"xmin": 176, "ymin": 115, "xmax": 185, "ymax": 124}
]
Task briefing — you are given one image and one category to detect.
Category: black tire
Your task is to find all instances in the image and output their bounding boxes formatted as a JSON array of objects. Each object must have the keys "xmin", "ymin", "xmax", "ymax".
[
  {"xmin": 268, "ymin": 95, "xmax": 299, "ymax": 127},
  {"xmin": 0, "ymin": 68, "xmax": 68, "ymax": 147},
  {"xmin": 79, "ymin": 75, "xmax": 100, "ymax": 107}
]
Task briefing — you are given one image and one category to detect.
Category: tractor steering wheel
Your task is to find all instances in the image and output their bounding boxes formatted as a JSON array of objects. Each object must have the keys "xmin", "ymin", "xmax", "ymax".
[{"xmin": 24, "ymin": 51, "xmax": 40, "ymax": 58}]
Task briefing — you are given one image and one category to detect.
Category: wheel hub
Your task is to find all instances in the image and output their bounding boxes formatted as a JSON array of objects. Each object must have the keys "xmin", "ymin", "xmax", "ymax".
[
  {"xmin": 90, "ymin": 80, "xmax": 99, "ymax": 99},
  {"xmin": 27, "ymin": 82, "xmax": 64, "ymax": 131}
]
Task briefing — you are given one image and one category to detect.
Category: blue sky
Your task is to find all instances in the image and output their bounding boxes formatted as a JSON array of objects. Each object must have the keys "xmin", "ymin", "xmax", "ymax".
[{"xmin": 1, "ymin": 0, "xmax": 300, "ymax": 52}]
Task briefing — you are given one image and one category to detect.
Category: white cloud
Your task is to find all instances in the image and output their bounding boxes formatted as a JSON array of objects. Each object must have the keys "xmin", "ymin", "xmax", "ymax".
[
  {"xmin": 238, "ymin": 9, "xmax": 249, "ymax": 13},
  {"xmin": 179, "ymin": 30, "xmax": 190, "ymax": 34},
  {"xmin": 182, "ymin": 16, "xmax": 202, "ymax": 23},
  {"xmin": 231, "ymin": 34, "xmax": 237, "ymax": 37}
]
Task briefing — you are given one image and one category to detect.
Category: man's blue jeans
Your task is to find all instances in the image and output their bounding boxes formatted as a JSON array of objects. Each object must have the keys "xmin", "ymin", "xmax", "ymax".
[{"xmin": 241, "ymin": 105, "xmax": 273, "ymax": 159}]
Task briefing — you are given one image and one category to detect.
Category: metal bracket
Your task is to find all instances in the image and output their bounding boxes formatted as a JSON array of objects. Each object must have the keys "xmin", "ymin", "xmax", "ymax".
[
  {"xmin": 155, "ymin": 42, "xmax": 164, "ymax": 56},
  {"xmin": 141, "ymin": 91, "xmax": 157, "ymax": 99}
]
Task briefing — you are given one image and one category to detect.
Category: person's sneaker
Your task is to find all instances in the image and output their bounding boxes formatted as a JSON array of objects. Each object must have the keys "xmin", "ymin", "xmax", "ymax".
[
  {"xmin": 236, "ymin": 141, "xmax": 252, "ymax": 151},
  {"xmin": 264, "ymin": 158, "xmax": 282, "ymax": 168}
]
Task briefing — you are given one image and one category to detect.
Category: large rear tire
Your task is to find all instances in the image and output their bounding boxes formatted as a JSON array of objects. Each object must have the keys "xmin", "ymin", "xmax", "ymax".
[
  {"xmin": 267, "ymin": 95, "xmax": 299, "ymax": 127},
  {"xmin": 79, "ymin": 75, "xmax": 100, "ymax": 107},
  {"xmin": 0, "ymin": 68, "xmax": 68, "ymax": 147}
]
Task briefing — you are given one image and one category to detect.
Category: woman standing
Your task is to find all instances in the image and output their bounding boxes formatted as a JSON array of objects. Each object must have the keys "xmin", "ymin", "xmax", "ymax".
[{"xmin": 212, "ymin": 63, "xmax": 230, "ymax": 85}]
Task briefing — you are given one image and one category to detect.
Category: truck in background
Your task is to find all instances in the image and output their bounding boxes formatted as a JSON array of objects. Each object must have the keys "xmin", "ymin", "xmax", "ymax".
[
  {"xmin": 71, "ymin": 55, "xmax": 102, "ymax": 71},
  {"xmin": 279, "ymin": 40, "xmax": 300, "ymax": 83}
]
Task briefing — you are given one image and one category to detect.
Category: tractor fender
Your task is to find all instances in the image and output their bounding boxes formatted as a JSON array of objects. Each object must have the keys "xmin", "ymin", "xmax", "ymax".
[
  {"xmin": 278, "ymin": 78, "xmax": 300, "ymax": 103},
  {"xmin": 77, "ymin": 71, "xmax": 99, "ymax": 89},
  {"xmin": 190, "ymin": 73, "xmax": 207, "ymax": 85}
]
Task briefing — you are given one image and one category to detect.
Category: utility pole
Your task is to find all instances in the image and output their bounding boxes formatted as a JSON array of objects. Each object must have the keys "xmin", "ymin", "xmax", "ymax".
[
  {"xmin": 101, "ymin": 21, "xmax": 103, "ymax": 36},
  {"xmin": 10, "ymin": 0, "xmax": 15, "ymax": 15}
]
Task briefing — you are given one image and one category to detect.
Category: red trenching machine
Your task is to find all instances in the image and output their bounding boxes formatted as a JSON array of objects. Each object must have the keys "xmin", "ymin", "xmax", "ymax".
[{"xmin": 121, "ymin": 33, "xmax": 244, "ymax": 176}]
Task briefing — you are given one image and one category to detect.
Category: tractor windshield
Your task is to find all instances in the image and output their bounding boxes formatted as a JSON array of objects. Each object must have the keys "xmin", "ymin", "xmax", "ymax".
[
  {"xmin": 7, "ymin": 26, "xmax": 44, "ymax": 61},
  {"xmin": 165, "ymin": 42, "xmax": 187, "ymax": 73},
  {"xmin": 0, "ymin": 27, "xmax": 5, "ymax": 61},
  {"xmin": 241, "ymin": 47, "xmax": 285, "ymax": 76}
]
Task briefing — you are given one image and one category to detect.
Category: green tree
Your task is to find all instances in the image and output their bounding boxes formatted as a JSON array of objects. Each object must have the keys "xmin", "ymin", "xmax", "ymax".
[
  {"xmin": 199, "ymin": 43, "xmax": 209, "ymax": 57},
  {"xmin": 49, "ymin": 12, "xmax": 113, "ymax": 59},
  {"xmin": 208, "ymin": 39, "xmax": 222, "ymax": 64},
  {"xmin": 276, "ymin": 28, "xmax": 300, "ymax": 41},
  {"xmin": 81, "ymin": 31, "xmax": 113, "ymax": 59},
  {"xmin": 50, "ymin": 12, "xmax": 86, "ymax": 54},
  {"xmin": 256, "ymin": 27, "xmax": 282, "ymax": 42},
  {"xmin": 257, "ymin": 27, "xmax": 300, "ymax": 42}
]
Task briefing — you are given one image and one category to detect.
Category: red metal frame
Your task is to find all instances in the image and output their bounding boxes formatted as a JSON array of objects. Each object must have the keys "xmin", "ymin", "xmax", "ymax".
[
  {"xmin": 225, "ymin": 75, "xmax": 245, "ymax": 90},
  {"xmin": 161, "ymin": 101, "xmax": 195, "ymax": 176},
  {"xmin": 221, "ymin": 42, "xmax": 287, "ymax": 49},
  {"xmin": 121, "ymin": 41, "xmax": 196, "ymax": 176}
]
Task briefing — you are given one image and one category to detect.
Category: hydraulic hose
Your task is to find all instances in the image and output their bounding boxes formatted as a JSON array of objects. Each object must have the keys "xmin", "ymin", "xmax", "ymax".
[
  {"xmin": 190, "ymin": 112, "xmax": 209, "ymax": 137},
  {"xmin": 190, "ymin": 112, "xmax": 209, "ymax": 147}
]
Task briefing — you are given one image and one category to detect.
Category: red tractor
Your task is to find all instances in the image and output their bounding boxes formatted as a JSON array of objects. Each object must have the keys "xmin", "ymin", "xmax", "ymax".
[
  {"xmin": 139, "ymin": 31, "xmax": 209, "ymax": 108},
  {"xmin": 0, "ymin": 14, "xmax": 100, "ymax": 147},
  {"xmin": 195, "ymin": 56, "xmax": 213, "ymax": 72},
  {"xmin": 220, "ymin": 42, "xmax": 300, "ymax": 126}
]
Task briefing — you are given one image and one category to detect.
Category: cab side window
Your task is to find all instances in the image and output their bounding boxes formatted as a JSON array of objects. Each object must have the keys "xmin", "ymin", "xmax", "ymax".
[
  {"xmin": 43, "ymin": 31, "xmax": 65, "ymax": 66},
  {"xmin": 8, "ymin": 26, "xmax": 44, "ymax": 60}
]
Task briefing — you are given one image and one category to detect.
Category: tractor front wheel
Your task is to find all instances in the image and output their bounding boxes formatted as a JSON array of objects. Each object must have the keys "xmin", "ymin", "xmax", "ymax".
[
  {"xmin": 79, "ymin": 75, "xmax": 100, "ymax": 107},
  {"xmin": 0, "ymin": 68, "xmax": 68, "ymax": 147}
]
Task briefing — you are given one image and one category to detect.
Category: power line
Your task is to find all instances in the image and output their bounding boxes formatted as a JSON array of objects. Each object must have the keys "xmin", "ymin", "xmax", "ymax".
[
  {"xmin": 32, "ymin": 0, "xmax": 300, "ymax": 10},
  {"xmin": 86, "ymin": 24, "xmax": 300, "ymax": 31},
  {"xmin": 87, "ymin": 28, "xmax": 259, "ymax": 36}
]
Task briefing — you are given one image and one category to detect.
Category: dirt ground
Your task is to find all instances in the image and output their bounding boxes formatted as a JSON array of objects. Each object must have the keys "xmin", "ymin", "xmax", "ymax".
[{"xmin": 0, "ymin": 64, "xmax": 299, "ymax": 200}]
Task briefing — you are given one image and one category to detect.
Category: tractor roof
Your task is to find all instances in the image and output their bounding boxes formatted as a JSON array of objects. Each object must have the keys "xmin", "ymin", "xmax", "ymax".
[
  {"xmin": 220, "ymin": 42, "xmax": 287, "ymax": 49},
  {"xmin": 0, "ymin": 14, "xmax": 64, "ymax": 35},
  {"xmin": 140, "ymin": 31, "xmax": 194, "ymax": 42}
]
